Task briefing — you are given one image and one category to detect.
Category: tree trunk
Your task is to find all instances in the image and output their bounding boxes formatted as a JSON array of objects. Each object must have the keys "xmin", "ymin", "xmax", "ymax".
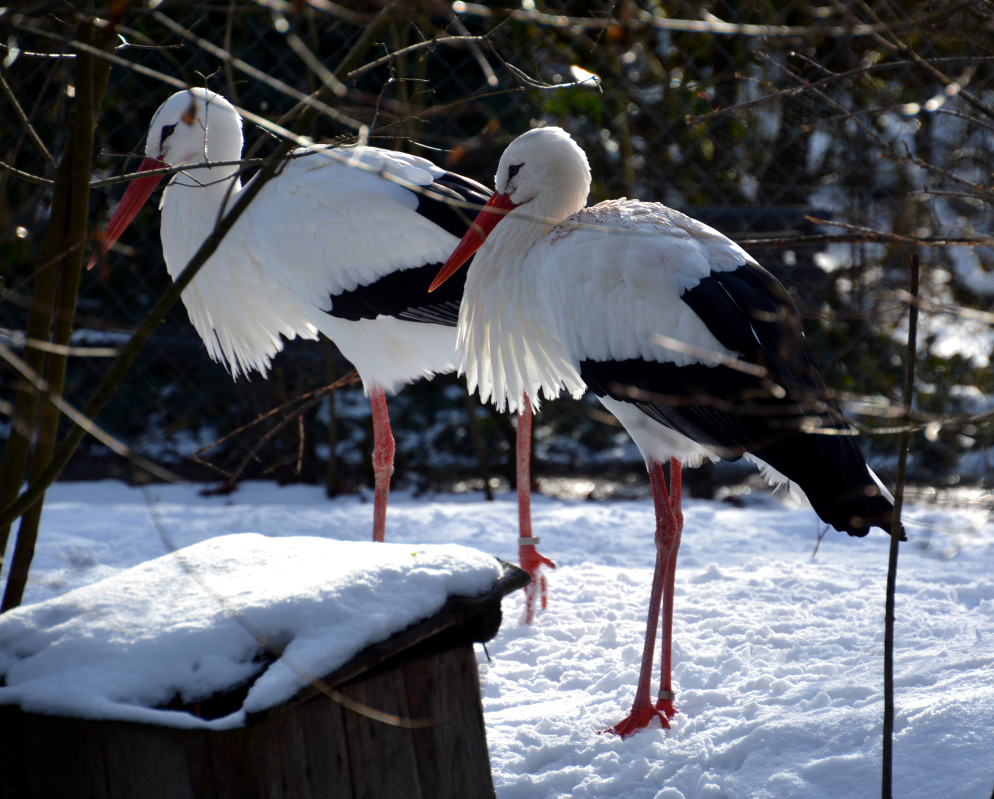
[{"xmin": 2, "ymin": 21, "xmax": 113, "ymax": 611}]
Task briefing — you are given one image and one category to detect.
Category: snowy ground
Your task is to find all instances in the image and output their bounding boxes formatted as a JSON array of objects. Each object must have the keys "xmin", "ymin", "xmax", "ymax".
[{"xmin": 2, "ymin": 479, "xmax": 993, "ymax": 798}]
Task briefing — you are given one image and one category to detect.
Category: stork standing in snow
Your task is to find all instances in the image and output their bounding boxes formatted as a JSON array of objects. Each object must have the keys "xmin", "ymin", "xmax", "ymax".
[
  {"xmin": 88, "ymin": 88, "xmax": 555, "ymax": 612},
  {"xmin": 430, "ymin": 126, "xmax": 905, "ymax": 737}
]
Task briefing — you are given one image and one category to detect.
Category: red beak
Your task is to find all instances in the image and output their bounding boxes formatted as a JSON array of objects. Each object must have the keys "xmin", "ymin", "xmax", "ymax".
[
  {"xmin": 87, "ymin": 157, "xmax": 166, "ymax": 270},
  {"xmin": 429, "ymin": 192, "xmax": 518, "ymax": 292}
]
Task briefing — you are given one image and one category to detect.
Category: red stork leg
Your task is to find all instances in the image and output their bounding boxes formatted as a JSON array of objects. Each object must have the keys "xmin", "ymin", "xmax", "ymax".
[
  {"xmin": 656, "ymin": 456, "xmax": 683, "ymax": 719},
  {"xmin": 368, "ymin": 385, "xmax": 395, "ymax": 543},
  {"xmin": 604, "ymin": 457, "xmax": 683, "ymax": 738},
  {"xmin": 517, "ymin": 392, "xmax": 555, "ymax": 624}
]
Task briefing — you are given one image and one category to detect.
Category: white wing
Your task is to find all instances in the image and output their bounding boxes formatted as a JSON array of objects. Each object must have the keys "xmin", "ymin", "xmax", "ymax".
[
  {"xmin": 245, "ymin": 146, "xmax": 467, "ymax": 309},
  {"xmin": 537, "ymin": 199, "xmax": 753, "ymax": 370},
  {"xmin": 163, "ymin": 145, "xmax": 485, "ymax": 385}
]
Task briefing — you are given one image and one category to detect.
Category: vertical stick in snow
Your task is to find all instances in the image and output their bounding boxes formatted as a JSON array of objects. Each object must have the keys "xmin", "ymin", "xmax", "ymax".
[{"xmin": 883, "ymin": 253, "xmax": 919, "ymax": 798}]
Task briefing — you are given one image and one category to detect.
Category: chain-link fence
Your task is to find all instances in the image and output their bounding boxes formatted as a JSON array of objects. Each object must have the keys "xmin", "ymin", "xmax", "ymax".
[{"xmin": 2, "ymin": 1, "xmax": 992, "ymax": 505}]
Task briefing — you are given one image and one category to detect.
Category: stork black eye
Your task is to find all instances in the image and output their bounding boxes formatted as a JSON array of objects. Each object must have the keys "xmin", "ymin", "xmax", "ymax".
[
  {"xmin": 507, "ymin": 163, "xmax": 522, "ymax": 179},
  {"xmin": 160, "ymin": 123, "xmax": 177, "ymax": 144}
]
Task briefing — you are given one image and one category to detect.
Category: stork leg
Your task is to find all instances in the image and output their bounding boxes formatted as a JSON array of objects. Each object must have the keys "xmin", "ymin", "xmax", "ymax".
[
  {"xmin": 517, "ymin": 392, "xmax": 555, "ymax": 623},
  {"xmin": 368, "ymin": 384, "xmax": 395, "ymax": 543},
  {"xmin": 656, "ymin": 457, "xmax": 682, "ymax": 719},
  {"xmin": 604, "ymin": 457, "xmax": 683, "ymax": 738}
]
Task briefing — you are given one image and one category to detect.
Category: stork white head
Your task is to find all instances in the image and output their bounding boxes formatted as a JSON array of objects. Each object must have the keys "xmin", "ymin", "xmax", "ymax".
[
  {"xmin": 87, "ymin": 88, "xmax": 243, "ymax": 270},
  {"xmin": 145, "ymin": 87, "xmax": 243, "ymax": 167},
  {"xmin": 429, "ymin": 126, "xmax": 591, "ymax": 291},
  {"xmin": 493, "ymin": 126, "xmax": 591, "ymax": 217}
]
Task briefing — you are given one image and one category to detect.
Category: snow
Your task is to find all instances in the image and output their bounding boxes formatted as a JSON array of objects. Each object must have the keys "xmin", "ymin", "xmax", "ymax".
[
  {"xmin": 2, "ymin": 480, "xmax": 993, "ymax": 798},
  {"xmin": 0, "ymin": 534, "xmax": 501, "ymax": 729}
]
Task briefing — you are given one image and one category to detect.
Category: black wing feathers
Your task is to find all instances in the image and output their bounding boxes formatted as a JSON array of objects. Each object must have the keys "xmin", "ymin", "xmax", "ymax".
[
  {"xmin": 326, "ymin": 170, "xmax": 490, "ymax": 325},
  {"xmin": 581, "ymin": 263, "xmax": 902, "ymax": 539},
  {"xmin": 328, "ymin": 262, "xmax": 466, "ymax": 325},
  {"xmin": 416, "ymin": 172, "xmax": 492, "ymax": 239}
]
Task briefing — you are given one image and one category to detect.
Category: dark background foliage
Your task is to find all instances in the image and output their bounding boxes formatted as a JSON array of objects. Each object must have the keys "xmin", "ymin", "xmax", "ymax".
[{"xmin": 2, "ymin": 0, "xmax": 992, "ymax": 504}]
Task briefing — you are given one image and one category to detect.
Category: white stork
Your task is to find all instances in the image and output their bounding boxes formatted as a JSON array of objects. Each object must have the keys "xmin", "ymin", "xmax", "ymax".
[
  {"xmin": 430, "ymin": 125, "xmax": 905, "ymax": 737},
  {"xmin": 88, "ymin": 88, "xmax": 554, "ymax": 614}
]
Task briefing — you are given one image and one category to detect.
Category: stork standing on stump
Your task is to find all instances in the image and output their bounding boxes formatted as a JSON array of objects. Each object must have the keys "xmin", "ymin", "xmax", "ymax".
[
  {"xmin": 88, "ymin": 89, "xmax": 555, "ymax": 615},
  {"xmin": 429, "ymin": 125, "xmax": 905, "ymax": 737}
]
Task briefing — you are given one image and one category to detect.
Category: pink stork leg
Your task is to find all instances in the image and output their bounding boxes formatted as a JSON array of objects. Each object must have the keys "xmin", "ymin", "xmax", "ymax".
[
  {"xmin": 604, "ymin": 457, "xmax": 683, "ymax": 738},
  {"xmin": 368, "ymin": 384, "xmax": 395, "ymax": 543},
  {"xmin": 517, "ymin": 392, "xmax": 555, "ymax": 624},
  {"xmin": 656, "ymin": 457, "xmax": 683, "ymax": 719}
]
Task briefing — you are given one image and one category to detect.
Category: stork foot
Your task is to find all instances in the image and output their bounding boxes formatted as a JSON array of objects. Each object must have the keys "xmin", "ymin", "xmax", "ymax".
[
  {"xmin": 519, "ymin": 539, "xmax": 556, "ymax": 624},
  {"xmin": 601, "ymin": 699, "xmax": 670, "ymax": 739},
  {"xmin": 656, "ymin": 693, "xmax": 678, "ymax": 720}
]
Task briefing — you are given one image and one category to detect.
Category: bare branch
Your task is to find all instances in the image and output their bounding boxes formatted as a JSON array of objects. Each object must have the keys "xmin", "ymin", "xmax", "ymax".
[
  {"xmin": 0, "ymin": 329, "xmax": 120, "ymax": 358},
  {"xmin": 151, "ymin": 11, "xmax": 361, "ymax": 129},
  {"xmin": 0, "ymin": 64, "xmax": 55, "ymax": 168},
  {"xmin": 0, "ymin": 159, "xmax": 55, "ymax": 186},
  {"xmin": 801, "ymin": 216, "xmax": 994, "ymax": 248},
  {"xmin": 451, "ymin": 1, "xmax": 953, "ymax": 39},
  {"xmin": 448, "ymin": 11, "xmax": 498, "ymax": 88},
  {"xmin": 688, "ymin": 56, "xmax": 994, "ymax": 124},
  {"xmin": 194, "ymin": 372, "xmax": 360, "ymax": 487},
  {"xmin": 0, "ymin": 341, "xmax": 182, "ymax": 484},
  {"xmin": 345, "ymin": 33, "xmax": 498, "ymax": 83}
]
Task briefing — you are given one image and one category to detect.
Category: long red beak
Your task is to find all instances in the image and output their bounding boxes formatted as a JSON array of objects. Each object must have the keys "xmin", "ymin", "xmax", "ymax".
[
  {"xmin": 428, "ymin": 192, "xmax": 518, "ymax": 292},
  {"xmin": 87, "ymin": 157, "xmax": 166, "ymax": 270}
]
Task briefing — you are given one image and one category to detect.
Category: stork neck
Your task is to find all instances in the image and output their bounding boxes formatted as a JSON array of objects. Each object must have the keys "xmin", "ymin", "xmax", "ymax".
[
  {"xmin": 162, "ymin": 114, "xmax": 244, "ymax": 217},
  {"xmin": 480, "ymin": 197, "xmax": 568, "ymax": 268},
  {"xmin": 159, "ymin": 163, "xmax": 243, "ymax": 279},
  {"xmin": 162, "ymin": 159, "xmax": 242, "ymax": 223}
]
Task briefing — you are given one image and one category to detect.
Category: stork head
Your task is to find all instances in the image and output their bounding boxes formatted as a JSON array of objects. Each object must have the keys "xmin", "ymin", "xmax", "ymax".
[
  {"xmin": 493, "ymin": 126, "xmax": 591, "ymax": 215},
  {"xmin": 429, "ymin": 126, "xmax": 591, "ymax": 292},
  {"xmin": 87, "ymin": 88, "xmax": 242, "ymax": 270},
  {"xmin": 145, "ymin": 87, "xmax": 243, "ymax": 167}
]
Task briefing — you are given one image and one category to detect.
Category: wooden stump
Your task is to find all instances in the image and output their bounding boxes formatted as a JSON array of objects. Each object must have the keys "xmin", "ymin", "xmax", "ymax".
[{"xmin": 0, "ymin": 561, "xmax": 528, "ymax": 799}]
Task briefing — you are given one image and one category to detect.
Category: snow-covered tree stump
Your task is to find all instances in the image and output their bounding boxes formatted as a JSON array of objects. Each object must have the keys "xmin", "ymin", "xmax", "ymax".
[{"xmin": 0, "ymin": 536, "xmax": 528, "ymax": 799}]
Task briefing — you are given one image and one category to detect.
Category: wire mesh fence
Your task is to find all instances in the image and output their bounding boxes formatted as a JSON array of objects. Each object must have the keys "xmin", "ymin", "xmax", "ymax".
[{"xmin": 2, "ymin": 0, "xmax": 992, "ymax": 507}]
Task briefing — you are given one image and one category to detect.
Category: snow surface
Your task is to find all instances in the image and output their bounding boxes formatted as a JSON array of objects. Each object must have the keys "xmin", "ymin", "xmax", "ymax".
[
  {"xmin": 0, "ymin": 535, "xmax": 501, "ymax": 729},
  {"xmin": 1, "ymin": 480, "xmax": 993, "ymax": 798}
]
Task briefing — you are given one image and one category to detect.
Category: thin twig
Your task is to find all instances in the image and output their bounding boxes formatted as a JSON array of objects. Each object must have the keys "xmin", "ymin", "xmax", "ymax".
[
  {"xmin": 893, "ymin": 290, "xmax": 994, "ymax": 326},
  {"xmin": 344, "ymin": 32, "xmax": 495, "ymax": 82},
  {"xmin": 152, "ymin": 11, "xmax": 360, "ymax": 128},
  {"xmin": 448, "ymin": 11, "xmax": 498, "ymax": 88},
  {"xmin": 802, "ymin": 216, "xmax": 994, "ymax": 247},
  {"xmin": 450, "ymin": 1, "xmax": 951, "ymax": 38},
  {"xmin": 0, "ymin": 66, "xmax": 56, "ymax": 168},
  {"xmin": 285, "ymin": 28, "xmax": 349, "ymax": 98},
  {"xmin": 0, "ymin": 159, "xmax": 57, "ymax": 186},
  {"xmin": 811, "ymin": 524, "xmax": 830, "ymax": 559},
  {"xmin": 883, "ymin": 254, "xmax": 918, "ymax": 798},
  {"xmin": 688, "ymin": 55, "xmax": 994, "ymax": 124},
  {"xmin": 296, "ymin": 414, "xmax": 305, "ymax": 475},
  {"xmin": 252, "ymin": 0, "xmax": 372, "ymax": 25},
  {"xmin": 733, "ymin": 229, "xmax": 994, "ymax": 249},
  {"xmin": 0, "ymin": 342, "xmax": 182, "ymax": 483},
  {"xmin": 193, "ymin": 372, "xmax": 360, "ymax": 485},
  {"xmin": 0, "ymin": 330, "xmax": 119, "ymax": 358},
  {"xmin": 195, "ymin": 373, "xmax": 358, "ymax": 457},
  {"xmin": 0, "ymin": 136, "xmax": 301, "ymax": 528}
]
